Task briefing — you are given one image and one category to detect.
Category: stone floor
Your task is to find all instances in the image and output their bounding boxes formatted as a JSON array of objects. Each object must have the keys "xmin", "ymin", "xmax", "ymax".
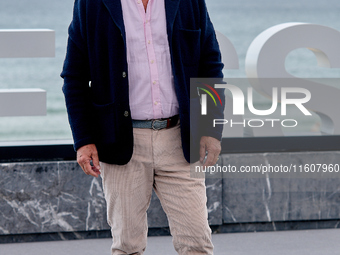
[{"xmin": 0, "ymin": 228, "xmax": 339, "ymax": 255}]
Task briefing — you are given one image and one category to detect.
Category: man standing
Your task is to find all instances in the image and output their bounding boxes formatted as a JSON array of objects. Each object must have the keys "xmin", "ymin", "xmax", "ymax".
[{"xmin": 61, "ymin": 0, "xmax": 224, "ymax": 254}]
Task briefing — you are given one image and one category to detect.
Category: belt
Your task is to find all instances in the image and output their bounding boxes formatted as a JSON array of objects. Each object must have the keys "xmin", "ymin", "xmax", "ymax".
[{"xmin": 132, "ymin": 115, "xmax": 179, "ymax": 130}]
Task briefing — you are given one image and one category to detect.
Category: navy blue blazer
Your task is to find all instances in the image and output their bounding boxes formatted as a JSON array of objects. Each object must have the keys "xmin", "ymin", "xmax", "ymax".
[{"xmin": 61, "ymin": 0, "xmax": 225, "ymax": 165}]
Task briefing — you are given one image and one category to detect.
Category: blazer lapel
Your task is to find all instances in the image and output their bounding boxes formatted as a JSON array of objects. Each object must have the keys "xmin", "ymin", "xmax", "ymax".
[
  {"xmin": 101, "ymin": 0, "xmax": 126, "ymax": 39},
  {"xmin": 165, "ymin": 0, "xmax": 181, "ymax": 41}
]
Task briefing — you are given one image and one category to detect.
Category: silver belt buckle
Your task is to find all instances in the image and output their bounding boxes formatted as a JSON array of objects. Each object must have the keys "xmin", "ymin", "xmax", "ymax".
[{"xmin": 152, "ymin": 119, "xmax": 163, "ymax": 130}]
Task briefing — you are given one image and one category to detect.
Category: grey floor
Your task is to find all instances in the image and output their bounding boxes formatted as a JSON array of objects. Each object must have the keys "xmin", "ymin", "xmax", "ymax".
[{"xmin": 1, "ymin": 228, "xmax": 340, "ymax": 255}]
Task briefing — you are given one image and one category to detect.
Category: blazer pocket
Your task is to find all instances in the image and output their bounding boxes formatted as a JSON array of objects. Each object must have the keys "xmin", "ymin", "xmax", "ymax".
[
  {"xmin": 92, "ymin": 101, "xmax": 118, "ymax": 145},
  {"xmin": 179, "ymin": 28, "xmax": 201, "ymax": 66}
]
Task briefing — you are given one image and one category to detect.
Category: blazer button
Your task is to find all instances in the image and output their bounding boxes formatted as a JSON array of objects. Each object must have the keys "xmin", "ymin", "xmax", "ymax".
[
  {"xmin": 122, "ymin": 72, "xmax": 127, "ymax": 78},
  {"xmin": 124, "ymin": 111, "xmax": 129, "ymax": 117}
]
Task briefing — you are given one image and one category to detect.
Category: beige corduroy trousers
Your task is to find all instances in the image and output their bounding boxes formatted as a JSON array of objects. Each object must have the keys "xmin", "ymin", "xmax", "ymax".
[{"xmin": 100, "ymin": 123, "xmax": 213, "ymax": 255}]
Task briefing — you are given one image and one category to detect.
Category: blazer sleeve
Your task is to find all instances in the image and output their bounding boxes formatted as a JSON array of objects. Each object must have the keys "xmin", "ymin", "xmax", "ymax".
[
  {"xmin": 61, "ymin": 0, "xmax": 95, "ymax": 151},
  {"xmin": 197, "ymin": 0, "xmax": 225, "ymax": 141}
]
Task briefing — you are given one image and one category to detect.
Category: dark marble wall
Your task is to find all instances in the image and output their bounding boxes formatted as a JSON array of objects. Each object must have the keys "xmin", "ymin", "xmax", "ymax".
[
  {"xmin": 220, "ymin": 152, "xmax": 340, "ymax": 225},
  {"xmin": 0, "ymin": 162, "xmax": 108, "ymax": 235},
  {"xmin": 0, "ymin": 151, "xmax": 339, "ymax": 239}
]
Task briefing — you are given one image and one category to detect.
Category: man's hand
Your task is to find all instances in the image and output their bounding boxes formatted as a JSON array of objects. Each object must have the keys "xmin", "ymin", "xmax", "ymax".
[
  {"xmin": 77, "ymin": 144, "xmax": 101, "ymax": 178},
  {"xmin": 199, "ymin": 136, "xmax": 221, "ymax": 167}
]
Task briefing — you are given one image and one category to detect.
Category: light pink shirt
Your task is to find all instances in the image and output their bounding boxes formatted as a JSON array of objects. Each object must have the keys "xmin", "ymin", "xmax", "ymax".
[{"xmin": 120, "ymin": 0, "xmax": 179, "ymax": 120}]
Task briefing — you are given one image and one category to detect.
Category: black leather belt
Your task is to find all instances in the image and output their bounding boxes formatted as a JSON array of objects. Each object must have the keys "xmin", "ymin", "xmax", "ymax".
[{"xmin": 132, "ymin": 115, "xmax": 179, "ymax": 130}]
